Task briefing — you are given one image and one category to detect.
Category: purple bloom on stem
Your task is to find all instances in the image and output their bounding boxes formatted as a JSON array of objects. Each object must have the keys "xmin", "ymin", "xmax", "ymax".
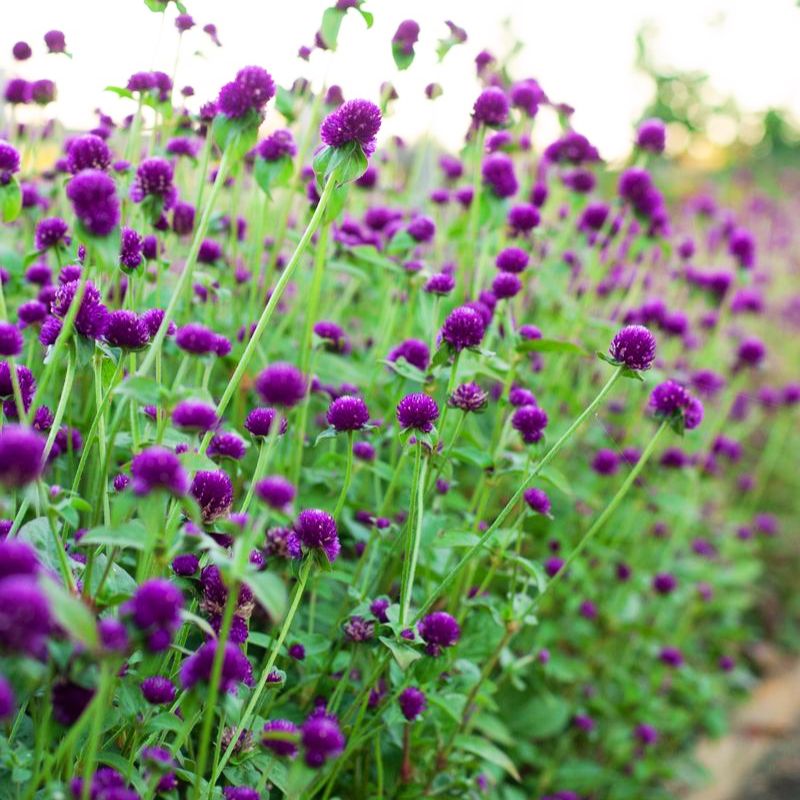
[
  {"xmin": 67, "ymin": 134, "xmax": 111, "ymax": 173},
  {"xmin": 140, "ymin": 676, "xmax": 176, "ymax": 705},
  {"xmin": 35, "ymin": 217, "xmax": 69, "ymax": 251},
  {"xmin": 649, "ymin": 380, "xmax": 690, "ymax": 417},
  {"xmin": 320, "ymin": 99, "xmax": 382, "ymax": 157},
  {"xmin": 327, "ymin": 395, "xmax": 369, "ymax": 431},
  {"xmin": 399, "ymin": 687, "xmax": 427, "ymax": 721},
  {"xmin": 396, "ymin": 393, "xmax": 439, "ymax": 433},
  {"xmin": 524, "ymin": 487, "xmax": 551, "ymax": 515},
  {"xmin": 208, "ymin": 432, "xmax": 247, "ymax": 461},
  {"xmin": 191, "ymin": 470, "xmax": 234, "ymax": 523},
  {"xmin": 45, "ymin": 30, "xmax": 67, "ymax": 53},
  {"xmin": 609, "ymin": 325, "xmax": 657, "ymax": 371},
  {"xmin": 258, "ymin": 130, "xmax": 297, "ymax": 161},
  {"xmin": 66, "ymin": 170, "xmax": 120, "ymax": 236},
  {"xmin": 636, "ymin": 119, "xmax": 666, "ymax": 154},
  {"xmin": 512, "ymin": 404, "xmax": 548, "ymax": 444},
  {"xmin": 245, "ymin": 407, "xmax": 287, "ymax": 438},
  {"xmin": 0, "ymin": 426, "xmax": 46, "ymax": 487},
  {"xmin": 172, "ymin": 400, "xmax": 219, "ymax": 433},
  {"xmin": 482, "ymin": 153, "xmax": 518, "ymax": 198},
  {"xmin": 131, "ymin": 158, "xmax": 176, "ymax": 210},
  {"xmin": 0, "ymin": 323, "xmax": 23, "ymax": 357},
  {"xmin": 472, "ymin": 87, "xmax": 509, "ymax": 128},
  {"xmin": 103, "ymin": 310, "xmax": 150, "ymax": 351},
  {"xmin": 255, "ymin": 476, "xmax": 296, "ymax": 510},
  {"xmin": 418, "ymin": 611, "xmax": 460, "ymax": 656},
  {"xmin": 0, "ymin": 576, "xmax": 51, "ymax": 655},
  {"xmin": 294, "ymin": 509, "xmax": 340, "ymax": 562},
  {"xmin": 180, "ymin": 641, "xmax": 253, "ymax": 692},
  {"xmin": 441, "ymin": 305, "xmax": 486, "ymax": 351},
  {"xmin": 125, "ymin": 579, "xmax": 184, "ymax": 652},
  {"xmin": 449, "ymin": 382, "xmax": 488, "ymax": 413},
  {"xmin": 131, "ymin": 447, "xmax": 189, "ymax": 496},
  {"xmin": 255, "ymin": 363, "xmax": 307, "ymax": 407},
  {"xmin": 262, "ymin": 719, "xmax": 299, "ymax": 758},
  {"xmin": 388, "ymin": 339, "xmax": 430, "ymax": 371},
  {"xmin": 301, "ymin": 710, "xmax": 345, "ymax": 767}
]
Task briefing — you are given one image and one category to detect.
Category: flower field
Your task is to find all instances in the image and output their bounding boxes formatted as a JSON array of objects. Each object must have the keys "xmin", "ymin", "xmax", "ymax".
[{"xmin": 0, "ymin": 4, "xmax": 797, "ymax": 799}]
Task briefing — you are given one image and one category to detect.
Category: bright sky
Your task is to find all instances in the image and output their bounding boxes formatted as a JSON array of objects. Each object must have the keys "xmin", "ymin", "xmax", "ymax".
[{"xmin": 2, "ymin": 0, "xmax": 799, "ymax": 160}]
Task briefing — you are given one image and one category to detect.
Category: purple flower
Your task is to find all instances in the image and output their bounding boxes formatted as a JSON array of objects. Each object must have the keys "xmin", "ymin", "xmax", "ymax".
[
  {"xmin": 649, "ymin": 380, "xmax": 690, "ymax": 417},
  {"xmin": 544, "ymin": 557, "xmax": 564, "ymax": 577},
  {"xmin": 3, "ymin": 79, "xmax": 30, "ymax": 105},
  {"xmin": 396, "ymin": 393, "xmax": 439, "ymax": 433},
  {"xmin": 172, "ymin": 400, "xmax": 219, "ymax": 433},
  {"xmin": 66, "ymin": 170, "xmax": 120, "ymax": 236},
  {"xmin": 392, "ymin": 19, "xmax": 420, "ymax": 56},
  {"xmin": 388, "ymin": 339, "xmax": 430, "ymax": 372},
  {"xmin": 172, "ymin": 201, "xmax": 195, "ymax": 235},
  {"xmin": 472, "ymin": 87, "xmax": 509, "ymax": 128},
  {"xmin": 512, "ymin": 404, "xmax": 548, "ymax": 445},
  {"xmin": 262, "ymin": 719, "xmax": 300, "ymax": 758},
  {"xmin": 35, "ymin": 217, "xmax": 69, "ymax": 251},
  {"xmin": 652, "ymin": 572, "xmax": 677, "ymax": 595},
  {"xmin": 0, "ymin": 676, "xmax": 15, "ymax": 720},
  {"xmin": 176, "ymin": 323, "xmax": 218, "ymax": 355},
  {"xmin": 255, "ymin": 363, "xmax": 307, "ymax": 407},
  {"xmin": 191, "ymin": 470, "xmax": 234, "ymax": 523},
  {"xmin": 180, "ymin": 641, "xmax": 253, "ymax": 692},
  {"xmin": 131, "ymin": 158, "xmax": 176, "ymax": 210},
  {"xmin": 175, "ymin": 13, "xmax": 194, "ymax": 32},
  {"xmin": 44, "ymin": 30, "xmax": 67, "ymax": 54},
  {"xmin": 294, "ymin": 509, "xmax": 340, "ymax": 562},
  {"xmin": 407, "ymin": 215, "xmax": 435, "ymax": 243},
  {"xmin": 441, "ymin": 305, "xmax": 486, "ymax": 351},
  {"xmin": 634, "ymin": 723, "xmax": 659, "ymax": 746},
  {"xmin": 131, "ymin": 447, "xmax": 189, "ymax": 496},
  {"xmin": 172, "ymin": 553, "xmax": 200, "ymax": 576},
  {"xmin": 659, "ymin": 645, "xmax": 684, "ymax": 668},
  {"xmin": 510, "ymin": 79, "xmax": 544, "ymax": 117},
  {"xmin": 592, "ymin": 448, "xmax": 619, "ymax": 476},
  {"xmin": 424, "ymin": 272, "xmax": 455, "ymax": 295},
  {"xmin": 482, "ymin": 153, "xmax": 518, "ymax": 198},
  {"xmin": 255, "ymin": 476, "xmax": 296, "ymax": 510},
  {"xmin": 636, "ymin": 119, "xmax": 666, "ymax": 154},
  {"xmin": 496, "ymin": 247, "xmax": 529, "ymax": 273},
  {"xmin": 67, "ymin": 134, "xmax": 111, "ymax": 174},
  {"xmin": 508, "ymin": 203, "xmax": 540, "ymax": 234},
  {"xmin": 0, "ymin": 576, "xmax": 52, "ymax": 655},
  {"xmin": 0, "ymin": 323, "xmax": 23, "ymax": 357},
  {"xmin": 125, "ymin": 579, "xmax": 184, "ymax": 652},
  {"xmin": 492, "ymin": 272, "xmax": 521, "ymax": 299},
  {"xmin": 418, "ymin": 611, "xmax": 460, "ymax": 656},
  {"xmin": 218, "ymin": 67, "xmax": 276, "ymax": 119},
  {"xmin": 449, "ymin": 383, "xmax": 488, "ymax": 413},
  {"xmin": 120, "ymin": 227, "xmax": 144, "ymax": 270},
  {"xmin": 729, "ymin": 228, "xmax": 755, "ymax": 269},
  {"xmin": 736, "ymin": 336, "xmax": 765, "ymax": 368},
  {"xmin": 301, "ymin": 710, "xmax": 345, "ymax": 767},
  {"xmin": 258, "ymin": 130, "xmax": 297, "ymax": 161},
  {"xmin": 524, "ymin": 487, "xmax": 551, "ymax": 515},
  {"xmin": 0, "ymin": 426, "xmax": 45, "ymax": 487},
  {"xmin": 103, "ymin": 310, "xmax": 150, "ymax": 350},
  {"xmin": 398, "ymin": 686, "xmax": 427, "ymax": 721},
  {"xmin": 208, "ymin": 432, "xmax": 247, "ymax": 461},
  {"xmin": 320, "ymin": 99, "xmax": 382, "ymax": 156},
  {"xmin": 327, "ymin": 395, "xmax": 370, "ymax": 431},
  {"xmin": 52, "ymin": 279, "xmax": 108, "ymax": 339},
  {"xmin": 344, "ymin": 615, "xmax": 375, "ymax": 642},
  {"xmin": 245, "ymin": 407, "xmax": 287, "ymax": 438},
  {"xmin": 140, "ymin": 676, "xmax": 177, "ymax": 705},
  {"xmin": 609, "ymin": 325, "xmax": 657, "ymax": 371}
]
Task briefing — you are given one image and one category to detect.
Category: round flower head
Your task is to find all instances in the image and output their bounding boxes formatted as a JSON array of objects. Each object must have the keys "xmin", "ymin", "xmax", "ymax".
[
  {"xmin": 12, "ymin": 41, "xmax": 32, "ymax": 60},
  {"xmin": 320, "ymin": 99, "xmax": 382, "ymax": 157},
  {"xmin": 66, "ymin": 170, "xmax": 120, "ymax": 235},
  {"xmin": 172, "ymin": 201, "xmax": 195, "ymax": 235},
  {"xmin": 67, "ymin": 134, "xmax": 111, "ymax": 174},
  {"xmin": 492, "ymin": 272, "xmax": 522, "ymax": 299},
  {"xmin": 736, "ymin": 336, "xmax": 765, "ymax": 368},
  {"xmin": 0, "ymin": 322, "xmax": 23, "ymax": 357},
  {"xmin": 512, "ymin": 404, "xmax": 549, "ymax": 445},
  {"xmin": 0, "ymin": 676, "xmax": 15, "ymax": 720},
  {"xmin": 217, "ymin": 66, "xmax": 276, "ymax": 119},
  {"xmin": 684, "ymin": 396, "xmax": 704, "ymax": 430},
  {"xmin": 592, "ymin": 448, "xmax": 620, "ymax": 476},
  {"xmin": 636, "ymin": 118, "xmax": 666, "ymax": 153},
  {"xmin": 120, "ymin": 227, "xmax": 144, "ymax": 270},
  {"xmin": 510, "ymin": 79, "xmax": 544, "ymax": 117},
  {"xmin": 0, "ymin": 576, "xmax": 52, "ymax": 655},
  {"xmin": 258, "ymin": 129, "xmax": 297, "ymax": 161},
  {"xmin": 0, "ymin": 540, "xmax": 40, "ymax": 580},
  {"xmin": 140, "ymin": 676, "xmax": 177, "ymax": 705},
  {"xmin": 180, "ymin": 641, "xmax": 253, "ymax": 692},
  {"xmin": 609, "ymin": 325, "xmax": 657, "ymax": 371},
  {"xmin": 4, "ymin": 79, "xmax": 30, "ymax": 105},
  {"xmin": 729, "ymin": 228, "xmax": 755, "ymax": 269},
  {"xmin": 97, "ymin": 619, "xmax": 128, "ymax": 652},
  {"xmin": 0, "ymin": 142, "xmax": 20, "ymax": 185},
  {"xmin": 392, "ymin": 19, "xmax": 420, "ymax": 55},
  {"xmin": 424, "ymin": 272, "xmax": 455, "ymax": 295},
  {"xmin": 35, "ymin": 217, "xmax": 69, "ymax": 251},
  {"xmin": 344, "ymin": 615, "xmax": 375, "ymax": 642},
  {"xmin": 482, "ymin": 153, "xmax": 518, "ymax": 198},
  {"xmin": 0, "ymin": 426, "xmax": 46, "ymax": 487},
  {"xmin": 263, "ymin": 719, "xmax": 300, "ymax": 758},
  {"xmin": 208, "ymin": 432, "xmax": 247, "ymax": 461},
  {"xmin": 125, "ymin": 578, "xmax": 184, "ymax": 652},
  {"xmin": 396, "ymin": 393, "xmax": 439, "ymax": 433},
  {"xmin": 175, "ymin": 13, "xmax": 194, "ymax": 32},
  {"xmin": 496, "ymin": 247, "xmax": 529, "ymax": 274},
  {"xmin": 472, "ymin": 87, "xmax": 509, "ymax": 128},
  {"xmin": 51, "ymin": 279, "xmax": 108, "ymax": 340},
  {"xmin": 387, "ymin": 339, "xmax": 430, "ymax": 372},
  {"xmin": 649, "ymin": 380, "xmax": 690, "ymax": 417},
  {"xmin": 176, "ymin": 323, "xmax": 219, "ymax": 355},
  {"xmin": 104, "ymin": 310, "xmax": 150, "ymax": 350},
  {"xmin": 172, "ymin": 400, "xmax": 219, "ymax": 433},
  {"xmin": 327, "ymin": 395, "xmax": 370, "ymax": 431},
  {"xmin": 508, "ymin": 203, "xmax": 540, "ymax": 234},
  {"xmin": 191, "ymin": 470, "xmax": 234, "ymax": 523},
  {"xmin": 44, "ymin": 30, "xmax": 67, "ymax": 53},
  {"xmin": 255, "ymin": 476, "xmax": 296, "ymax": 510},
  {"xmin": 131, "ymin": 158, "xmax": 176, "ymax": 210},
  {"xmin": 255, "ymin": 362, "xmax": 307, "ymax": 407},
  {"xmin": 441, "ymin": 305, "xmax": 486, "ymax": 351},
  {"xmin": 131, "ymin": 446, "xmax": 189, "ymax": 496},
  {"xmin": 418, "ymin": 611, "xmax": 460, "ymax": 656},
  {"xmin": 244, "ymin": 407, "xmax": 287, "ymax": 438},
  {"xmin": 398, "ymin": 686, "xmax": 427, "ymax": 721},
  {"xmin": 524, "ymin": 487, "xmax": 551, "ymax": 515},
  {"xmin": 294, "ymin": 509, "xmax": 340, "ymax": 562},
  {"xmin": 449, "ymin": 382, "xmax": 488, "ymax": 413},
  {"xmin": 301, "ymin": 710, "xmax": 345, "ymax": 767}
]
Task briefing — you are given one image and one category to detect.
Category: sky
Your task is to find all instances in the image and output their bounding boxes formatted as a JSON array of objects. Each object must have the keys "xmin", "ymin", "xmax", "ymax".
[{"xmin": 2, "ymin": 0, "xmax": 799, "ymax": 161}]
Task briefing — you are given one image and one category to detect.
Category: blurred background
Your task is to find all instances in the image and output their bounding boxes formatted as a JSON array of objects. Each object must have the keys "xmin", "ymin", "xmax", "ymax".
[{"xmin": 2, "ymin": 0, "xmax": 800, "ymax": 165}]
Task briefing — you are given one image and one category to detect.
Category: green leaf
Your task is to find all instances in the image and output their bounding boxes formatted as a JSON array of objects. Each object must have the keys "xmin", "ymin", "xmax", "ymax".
[
  {"xmin": 539, "ymin": 465, "xmax": 572, "ymax": 496},
  {"xmin": 143, "ymin": 0, "xmax": 167, "ymax": 11},
  {"xmin": 454, "ymin": 734, "xmax": 520, "ymax": 781},
  {"xmin": 451, "ymin": 447, "xmax": 493, "ymax": 469},
  {"xmin": 40, "ymin": 577, "xmax": 98, "ymax": 649},
  {"xmin": 79, "ymin": 521, "xmax": 148, "ymax": 551},
  {"xmin": 0, "ymin": 179, "xmax": 22, "ymax": 223},
  {"xmin": 247, "ymin": 571, "xmax": 288, "ymax": 621},
  {"xmin": 211, "ymin": 113, "xmax": 260, "ymax": 160},
  {"xmin": 254, "ymin": 156, "xmax": 294, "ymax": 195},
  {"xmin": 314, "ymin": 426, "xmax": 338, "ymax": 446},
  {"xmin": 17, "ymin": 517, "xmax": 63, "ymax": 576},
  {"xmin": 520, "ymin": 692, "xmax": 571, "ymax": 738},
  {"xmin": 392, "ymin": 43, "xmax": 415, "ymax": 71},
  {"xmin": 431, "ymin": 343, "xmax": 452, "ymax": 369},
  {"xmin": 114, "ymin": 376, "xmax": 166, "ymax": 406},
  {"xmin": 179, "ymin": 451, "xmax": 219, "ymax": 474},
  {"xmin": 275, "ymin": 86, "xmax": 297, "ymax": 122},
  {"xmin": 517, "ymin": 338, "xmax": 589, "ymax": 356},
  {"xmin": 385, "ymin": 229, "xmax": 416, "ymax": 256},
  {"xmin": 319, "ymin": 7, "xmax": 346, "ymax": 50},
  {"xmin": 105, "ymin": 85, "xmax": 134, "ymax": 99},
  {"xmin": 382, "ymin": 358, "xmax": 428, "ymax": 384},
  {"xmin": 379, "ymin": 636, "xmax": 422, "ymax": 670}
]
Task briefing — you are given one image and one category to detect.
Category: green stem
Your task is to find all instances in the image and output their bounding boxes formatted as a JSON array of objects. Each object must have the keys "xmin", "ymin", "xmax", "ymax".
[
  {"xmin": 400, "ymin": 448, "xmax": 427, "ymax": 627},
  {"xmin": 332, "ymin": 432, "xmax": 355, "ymax": 521}
]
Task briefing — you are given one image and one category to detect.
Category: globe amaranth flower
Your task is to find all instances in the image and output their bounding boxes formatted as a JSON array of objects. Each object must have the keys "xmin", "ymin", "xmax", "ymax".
[
  {"xmin": 131, "ymin": 446, "xmax": 189, "ymax": 496},
  {"xmin": 418, "ymin": 611, "xmax": 460, "ymax": 656},
  {"xmin": 175, "ymin": 322, "xmax": 220, "ymax": 356},
  {"xmin": 449, "ymin": 382, "xmax": 488, "ymax": 413},
  {"xmin": 313, "ymin": 320, "xmax": 349, "ymax": 353},
  {"xmin": 103, "ymin": 310, "xmax": 150, "ymax": 350},
  {"xmin": 120, "ymin": 227, "xmax": 144, "ymax": 271},
  {"xmin": 512, "ymin": 404, "xmax": 549, "ymax": 444},
  {"xmin": 407, "ymin": 215, "xmax": 435, "ymax": 243},
  {"xmin": 0, "ymin": 322, "xmax": 23, "ymax": 357},
  {"xmin": 392, "ymin": 19, "xmax": 420, "ymax": 56},
  {"xmin": 180, "ymin": 641, "xmax": 253, "ymax": 692},
  {"xmin": 4, "ymin": 79, "xmax": 30, "ymax": 105},
  {"xmin": 256, "ymin": 362, "xmax": 307, "ymax": 407},
  {"xmin": 66, "ymin": 134, "xmax": 111, "ymax": 173},
  {"xmin": 124, "ymin": 578, "xmax": 184, "ymax": 652},
  {"xmin": 441, "ymin": 305, "xmax": 486, "ymax": 351},
  {"xmin": 0, "ymin": 676, "xmax": 15, "ymax": 720},
  {"xmin": 472, "ymin": 87, "xmax": 510, "ymax": 128},
  {"xmin": 131, "ymin": 157, "xmax": 177, "ymax": 210},
  {"xmin": 398, "ymin": 687, "xmax": 427, "ymax": 721},
  {"xmin": 496, "ymin": 247, "xmax": 529, "ymax": 274},
  {"xmin": 44, "ymin": 30, "xmax": 67, "ymax": 53},
  {"xmin": 140, "ymin": 675, "xmax": 177, "ymax": 705},
  {"xmin": 736, "ymin": 336, "xmax": 765, "ymax": 368},
  {"xmin": 327, "ymin": 395, "xmax": 369, "ymax": 431},
  {"xmin": 592, "ymin": 448, "xmax": 620, "ymax": 475},
  {"xmin": 263, "ymin": 720, "xmax": 300, "ymax": 758},
  {"xmin": 387, "ymin": 338, "xmax": 430, "ymax": 372},
  {"xmin": 301, "ymin": 710, "xmax": 345, "ymax": 767},
  {"xmin": 12, "ymin": 41, "xmax": 32, "ymax": 60},
  {"xmin": 258, "ymin": 129, "xmax": 297, "ymax": 161},
  {"xmin": 218, "ymin": 66, "xmax": 276, "ymax": 119},
  {"xmin": 524, "ymin": 487, "xmax": 551, "ymax": 515},
  {"xmin": 191, "ymin": 470, "xmax": 234, "ymax": 523},
  {"xmin": 172, "ymin": 201, "xmax": 195, "ymax": 235},
  {"xmin": 0, "ymin": 426, "xmax": 46, "ymax": 488},
  {"xmin": 396, "ymin": 393, "xmax": 439, "ymax": 433},
  {"xmin": 508, "ymin": 203, "xmax": 540, "ymax": 235},
  {"xmin": 255, "ymin": 476, "xmax": 296, "ymax": 510},
  {"xmin": 320, "ymin": 99, "xmax": 382, "ymax": 157},
  {"xmin": 208, "ymin": 432, "xmax": 247, "ymax": 461},
  {"xmin": 18, "ymin": 300, "xmax": 48, "ymax": 327},
  {"xmin": 659, "ymin": 645, "xmax": 684, "ymax": 668},
  {"xmin": 609, "ymin": 325, "xmax": 657, "ymax": 371},
  {"xmin": 66, "ymin": 170, "xmax": 120, "ymax": 236},
  {"xmin": 34, "ymin": 217, "xmax": 69, "ymax": 251},
  {"xmin": 636, "ymin": 119, "xmax": 666, "ymax": 154},
  {"xmin": 51, "ymin": 279, "xmax": 109, "ymax": 339},
  {"xmin": 172, "ymin": 400, "xmax": 219, "ymax": 433},
  {"xmin": 510, "ymin": 79, "xmax": 545, "ymax": 117},
  {"xmin": 98, "ymin": 617, "xmax": 130, "ymax": 653},
  {"xmin": 0, "ymin": 540, "xmax": 40, "ymax": 579},
  {"xmin": 294, "ymin": 509, "xmax": 340, "ymax": 562},
  {"xmin": 344, "ymin": 615, "xmax": 375, "ymax": 642},
  {"xmin": 729, "ymin": 228, "xmax": 755, "ymax": 269},
  {"xmin": 244, "ymin": 407, "xmax": 287, "ymax": 438},
  {"xmin": 0, "ymin": 575, "xmax": 52, "ymax": 655},
  {"xmin": 649, "ymin": 380, "xmax": 694, "ymax": 424},
  {"xmin": 424, "ymin": 272, "xmax": 455, "ymax": 295},
  {"xmin": 492, "ymin": 272, "xmax": 522, "ymax": 299},
  {"xmin": 482, "ymin": 153, "xmax": 518, "ymax": 198}
]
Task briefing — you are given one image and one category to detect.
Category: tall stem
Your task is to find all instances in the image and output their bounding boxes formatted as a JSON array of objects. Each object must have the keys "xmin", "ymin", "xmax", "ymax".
[
  {"xmin": 400, "ymin": 446, "xmax": 427, "ymax": 627},
  {"xmin": 332, "ymin": 432, "xmax": 355, "ymax": 520}
]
